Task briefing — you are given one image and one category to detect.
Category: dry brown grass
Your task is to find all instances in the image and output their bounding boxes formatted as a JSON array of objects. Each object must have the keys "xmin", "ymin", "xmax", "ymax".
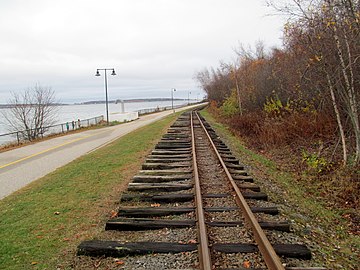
[
  {"xmin": 211, "ymin": 108, "xmax": 359, "ymax": 222},
  {"xmin": 227, "ymin": 111, "xmax": 336, "ymax": 149}
]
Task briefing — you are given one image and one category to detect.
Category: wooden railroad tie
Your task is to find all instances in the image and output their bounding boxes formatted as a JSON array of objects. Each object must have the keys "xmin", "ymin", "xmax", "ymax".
[
  {"xmin": 138, "ymin": 169, "xmax": 193, "ymax": 175},
  {"xmin": 120, "ymin": 193, "xmax": 194, "ymax": 203},
  {"xmin": 127, "ymin": 183, "xmax": 193, "ymax": 192},
  {"xmin": 78, "ymin": 241, "xmax": 197, "ymax": 257},
  {"xmin": 145, "ymin": 158, "xmax": 192, "ymax": 163},
  {"xmin": 155, "ymin": 144, "xmax": 191, "ymax": 149},
  {"xmin": 141, "ymin": 163, "xmax": 191, "ymax": 170},
  {"xmin": 105, "ymin": 218, "xmax": 195, "ymax": 230},
  {"xmin": 148, "ymin": 154, "xmax": 192, "ymax": 159},
  {"xmin": 232, "ymin": 175, "xmax": 254, "ymax": 182},
  {"xmin": 121, "ymin": 192, "xmax": 268, "ymax": 202},
  {"xmin": 105, "ymin": 217, "xmax": 290, "ymax": 232},
  {"xmin": 212, "ymin": 243, "xmax": 311, "ymax": 259},
  {"xmin": 203, "ymin": 192, "xmax": 268, "ymax": 200},
  {"xmin": 117, "ymin": 206, "xmax": 279, "ymax": 217},
  {"xmin": 132, "ymin": 174, "xmax": 192, "ymax": 183},
  {"xmin": 151, "ymin": 150, "xmax": 191, "ymax": 155},
  {"xmin": 225, "ymin": 163, "xmax": 245, "ymax": 170},
  {"xmin": 78, "ymin": 241, "xmax": 311, "ymax": 260}
]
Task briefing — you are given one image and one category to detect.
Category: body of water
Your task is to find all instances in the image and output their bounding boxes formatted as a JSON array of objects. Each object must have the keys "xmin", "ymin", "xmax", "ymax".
[{"xmin": 0, "ymin": 100, "xmax": 191, "ymax": 144}]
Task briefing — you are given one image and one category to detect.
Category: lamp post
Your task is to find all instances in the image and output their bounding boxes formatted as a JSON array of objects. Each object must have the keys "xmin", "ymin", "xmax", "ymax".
[
  {"xmin": 171, "ymin": 88, "xmax": 176, "ymax": 113},
  {"xmin": 95, "ymin": 68, "xmax": 116, "ymax": 124},
  {"xmin": 188, "ymin": 91, "xmax": 191, "ymax": 105}
]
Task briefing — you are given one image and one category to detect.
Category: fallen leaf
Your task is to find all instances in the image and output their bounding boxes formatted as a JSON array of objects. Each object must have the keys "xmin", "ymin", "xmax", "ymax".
[
  {"xmin": 150, "ymin": 203, "xmax": 161, "ymax": 207},
  {"xmin": 63, "ymin": 238, "xmax": 71, "ymax": 241},
  {"xmin": 188, "ymin": 239, "xmax": 197, "ymax": 244},
  {"xmin": 54, "ymin": 211, "xmax": 60, "ymax": 215},
  {"xmin": 110, "ymin": 210, "xmax": 117, "ymax": 218},
  {"xmin": 31, "ymin": 262, "xmax": 38, "ymax": 265},
  {"xmin": 243, "ymin": 260, "xmax": 251, "ymax": 268},
  {"xmin": 115, "ymin": 260, "xmax": 124, "ymax": 265}
]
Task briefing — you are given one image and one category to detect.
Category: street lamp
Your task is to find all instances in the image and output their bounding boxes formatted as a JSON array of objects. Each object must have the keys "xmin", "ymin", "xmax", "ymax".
[
  {"xmin": 188, "ymin": 91, "xmax": 191, "ymax": 105},
  {"xmin": 171, "ymin": 88, "xmax": 176, "ymax": 113},
  {"xmin": 95, "ymin": 68, "xmax": 116, "ymax": 124}
]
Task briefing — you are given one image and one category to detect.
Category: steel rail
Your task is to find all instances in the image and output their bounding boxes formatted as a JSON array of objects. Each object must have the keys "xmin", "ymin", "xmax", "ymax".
[
  {"xmin": 191, "ymin": 112, "xmax": 212, "ymax": 270},
  {"xmin": 195, "ymin": 111, "xmax": 285, "ymax": 270}
]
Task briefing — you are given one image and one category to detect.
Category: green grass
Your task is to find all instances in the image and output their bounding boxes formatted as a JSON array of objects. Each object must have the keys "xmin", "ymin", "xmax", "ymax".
[
  {"xmin": 200, "ymin": 108, "xmax": 359, "ymax": 269},
  {"xmin": 0, "ymin": 113, "xmax": 179, "ymax": 270}
]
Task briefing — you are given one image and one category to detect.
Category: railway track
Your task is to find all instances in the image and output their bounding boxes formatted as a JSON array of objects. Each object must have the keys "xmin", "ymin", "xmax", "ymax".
[{"xmin": 77, "ymin": 110, "xmax": 325, "ymax": 269}]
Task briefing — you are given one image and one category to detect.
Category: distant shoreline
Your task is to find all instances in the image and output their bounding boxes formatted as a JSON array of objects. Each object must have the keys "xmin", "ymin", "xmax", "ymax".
[
  {"xmin": 76, "ymin": 98, "xmax": 187, "ymax": 105},
  {"xmin": 0, "ymin": 98, "xmax": 194, "ymax": 108}
]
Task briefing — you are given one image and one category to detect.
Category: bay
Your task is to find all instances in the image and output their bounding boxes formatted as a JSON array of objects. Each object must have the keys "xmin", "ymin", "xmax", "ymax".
[{"xmin": 0, "ymin": 100, "xmax": 190, "ymax": 145}]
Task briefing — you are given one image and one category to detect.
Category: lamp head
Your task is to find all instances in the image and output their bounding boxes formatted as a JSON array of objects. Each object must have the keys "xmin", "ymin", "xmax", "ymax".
[
  {"xmin": 95, "ymin": 70, "xmax": 101, "ymax": 76},
  {"xmin": 111, "ymin": 69, "xmax": 116, "ymax": 76}
]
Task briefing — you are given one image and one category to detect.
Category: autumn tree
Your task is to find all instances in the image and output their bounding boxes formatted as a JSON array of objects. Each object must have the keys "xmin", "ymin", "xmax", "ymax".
[
  {"xmin": 196, "ymin": 67, "xmax": 233, "ymax": 105},
  {"xmin": 268, "ymin": 0, "xmax": 360, "ymax": 165}
]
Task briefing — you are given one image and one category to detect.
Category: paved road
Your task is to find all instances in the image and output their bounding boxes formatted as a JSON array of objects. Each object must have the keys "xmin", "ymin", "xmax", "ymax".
[{"xmin": 0, "ymin": 104, "xmax": 204, "ymax": 200}]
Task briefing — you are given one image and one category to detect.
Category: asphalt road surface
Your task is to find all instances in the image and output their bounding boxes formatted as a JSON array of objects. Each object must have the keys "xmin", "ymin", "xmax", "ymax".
[{"xmin": 0, "ymin": 104, "xmax": 204, "ymax": 200}]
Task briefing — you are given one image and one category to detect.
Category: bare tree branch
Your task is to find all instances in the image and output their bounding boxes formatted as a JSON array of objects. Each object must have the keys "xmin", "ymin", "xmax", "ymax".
[{"xmin": 1, "ymin": 84, "xmax": 59, "ymax": 141}]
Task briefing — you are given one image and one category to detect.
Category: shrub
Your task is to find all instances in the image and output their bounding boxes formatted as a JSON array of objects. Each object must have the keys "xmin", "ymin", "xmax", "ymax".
[
  {"xmin": 264, "ymin": 94, "xmax": 317, "ymax": 119},
  {"xmin": 302, "ymin": 150, "xmax": 332, "ymax": 173},
  {"xmin": 220, "ymin": 90, "xmax": 239, "ymax": 117},
  {"xmin": 264, "ymin": 95, "xmax": 284, "ymax": 117},
  {"xmin": 208, "ymin": 100, "xmax": 220, "ymax": 115},
  {"xmin": 229, "ymin": 111, "xmax": 264, "ymax": 138}
]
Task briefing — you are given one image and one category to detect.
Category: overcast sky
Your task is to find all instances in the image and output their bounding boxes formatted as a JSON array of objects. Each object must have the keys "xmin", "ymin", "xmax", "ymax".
[{"xmin": 0, "ymin": 0, "xmax": 285, "ymax": 104}]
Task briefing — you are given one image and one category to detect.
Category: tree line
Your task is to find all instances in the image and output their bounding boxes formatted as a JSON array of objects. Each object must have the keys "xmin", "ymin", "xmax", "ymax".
[{"xmin": 196, "ymin": 0, "xmax": 360, "ymax": 166}]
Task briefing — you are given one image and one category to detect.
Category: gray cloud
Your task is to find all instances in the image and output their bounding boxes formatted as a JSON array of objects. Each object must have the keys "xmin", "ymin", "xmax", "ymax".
[{"xmin": 0, "ymin": 0, "xmax": 284, "ymax": 103}]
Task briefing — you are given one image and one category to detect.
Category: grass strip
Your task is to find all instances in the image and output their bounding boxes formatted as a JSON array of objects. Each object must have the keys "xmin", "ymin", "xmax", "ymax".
[
  {"xmin": 0, "ymin": 112, "xmax": 179, "ymax": 270},
  {"xmin": 200, "ymin": 108, "xmax": 359, "ymax": 269}
]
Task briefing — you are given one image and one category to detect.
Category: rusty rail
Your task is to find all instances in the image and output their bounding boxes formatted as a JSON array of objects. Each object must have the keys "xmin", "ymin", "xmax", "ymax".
[
  {"xmin": 191, "ymin": 112, "xmax": 212, "ymax": 270},
  {"xmin": 195, "ymin": 111, "xmax": 285, "ymax": 270}
]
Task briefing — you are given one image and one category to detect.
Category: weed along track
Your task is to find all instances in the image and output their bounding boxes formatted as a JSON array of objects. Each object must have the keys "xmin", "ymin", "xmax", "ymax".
[{"xmin": 77, "ymin": 111, "xmax": 326, "ymax": 269}]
